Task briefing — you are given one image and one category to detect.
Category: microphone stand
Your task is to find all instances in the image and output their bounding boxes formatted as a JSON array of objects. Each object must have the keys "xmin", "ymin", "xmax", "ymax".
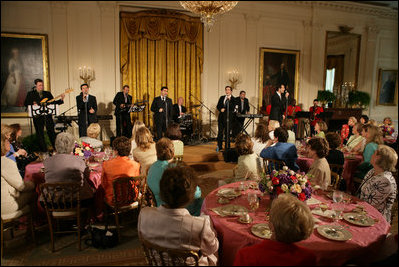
[{"xmin": 189, "ymin": 92, "xmax": 216, "ymax": 139}]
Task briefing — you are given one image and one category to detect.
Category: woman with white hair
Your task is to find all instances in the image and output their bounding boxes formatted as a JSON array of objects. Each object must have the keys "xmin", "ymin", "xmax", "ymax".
[
  {"xmin": 80, "ymin": 123, "xmax": 103, "ymax": 150},
  {"xmin": 43, "ymin": 132, "xmax": 94, "ymax": 201},
  {"xmin": 357, "ymin": 145, "xmax": 398, "ymax": 223}
]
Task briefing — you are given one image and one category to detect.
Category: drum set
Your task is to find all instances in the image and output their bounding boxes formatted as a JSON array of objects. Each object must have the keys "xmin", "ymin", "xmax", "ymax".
[{"xmin": 177, "ymin": 104, "xmax": 208, "ymax": 144}]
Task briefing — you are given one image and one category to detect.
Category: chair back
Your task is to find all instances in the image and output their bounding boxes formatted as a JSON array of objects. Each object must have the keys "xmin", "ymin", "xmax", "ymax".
[
  {"xmin": 263, "ymin": 158, "xmax": 286, "ymax": 174},
  {"xmin": 40, "ymin": 182, "xmax": 81, "ymax": 213},
  {"xmin": 329, "ymin": 164, "xmax": 344, "ymax": 190},
  {"xmin": 140, "ymin": 237, "xmax": 201, "ymax": 266},
  {"xmin": 112, "ymin": 176, "xmax": 143, "ymax": 208},
  {"xmin": 141, "ymin": 182, "xmax": 157, "ymax": 208}
]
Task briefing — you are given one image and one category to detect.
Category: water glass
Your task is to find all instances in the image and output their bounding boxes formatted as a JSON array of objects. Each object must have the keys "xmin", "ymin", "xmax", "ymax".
[
  {"xmin": 333, "ymin": 190, "xmax": 343, "ymax": 203},
  {"xmin": 247, "ymin": 192, "xmax": 259, "ymax": 211}
]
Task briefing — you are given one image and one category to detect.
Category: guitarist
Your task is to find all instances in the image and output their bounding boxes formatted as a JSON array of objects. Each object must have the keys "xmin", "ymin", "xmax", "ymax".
[
  {"xmin": 113, "ymin": 85, "xmax": 133, "ymax": 138},
  {"xmin": 24, "ymin": 78, "xmax": 65, "ymax": 152}
]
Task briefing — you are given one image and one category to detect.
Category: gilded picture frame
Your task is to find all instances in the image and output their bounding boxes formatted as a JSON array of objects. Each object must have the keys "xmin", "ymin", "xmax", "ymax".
[
  {"xmin": 259, "ymin": 48, "xmax": 299, "ymax": 114},
  {"xmin": 376, "ymin": 69, "xmax": 398, "ymax": 106},
  {"xmin": 1, "ymin": 32, "xmax": 50, "ymax": 117}
]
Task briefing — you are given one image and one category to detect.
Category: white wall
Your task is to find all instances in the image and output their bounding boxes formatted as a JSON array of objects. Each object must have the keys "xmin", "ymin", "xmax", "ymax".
[{"xmin": 1, "ymin": 1, "xmax": 397, "ymax": 139}]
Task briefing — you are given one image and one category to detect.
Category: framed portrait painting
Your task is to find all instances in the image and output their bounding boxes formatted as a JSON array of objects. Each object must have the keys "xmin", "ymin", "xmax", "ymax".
[
  {"xmin": 376, "ymin": 69, "xmax": 398, "ymax": 106},
  {"xmin": 1, "ymin": 32, "xmax": 49, "ymax": 117},
  {"xmin": 259, "ymin": 48, "xmax": 299, "ymax": 114}
]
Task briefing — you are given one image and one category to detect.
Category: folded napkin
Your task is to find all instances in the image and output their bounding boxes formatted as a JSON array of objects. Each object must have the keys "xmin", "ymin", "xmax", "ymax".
[
  {"xmin": 306, "ymin": 197, "xmax": 322, "ymax": 205},
  {"xmin": 312, "ymin": 208, "xmax": 335, "ymax": 218}
]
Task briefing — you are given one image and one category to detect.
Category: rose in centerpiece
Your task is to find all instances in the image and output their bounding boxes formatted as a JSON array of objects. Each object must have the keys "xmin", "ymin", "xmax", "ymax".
[
  {"xmin": 258, "ymin": 166, "xmax": 312, "ymax": 201},
  {"xmin": 74, "ymin": 141, "xmax": 93, "ymax": 159}
]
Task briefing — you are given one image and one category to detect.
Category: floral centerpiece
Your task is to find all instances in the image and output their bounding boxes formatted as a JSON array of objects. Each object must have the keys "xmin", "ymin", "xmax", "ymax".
[
  {"xmin": 258, "ymin": 166, "xmax": 312, "ymax": 201},
  {"xmin": 380, "ymin": 124, "xmax": 395, "ymax": 137},
  {"xmin": 74, "ymin": 141, "xmax": 93, "ymax": 159}
]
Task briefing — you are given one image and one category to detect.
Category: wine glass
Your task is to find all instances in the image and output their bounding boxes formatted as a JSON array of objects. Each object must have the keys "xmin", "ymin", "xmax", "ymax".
[
  {"xmin": 247, "ymin": 192, "xmax": 259, "ymax": 211},
  {"xmin": 333, "ymin": 190, "xmax": 343, "ymax": 203}
]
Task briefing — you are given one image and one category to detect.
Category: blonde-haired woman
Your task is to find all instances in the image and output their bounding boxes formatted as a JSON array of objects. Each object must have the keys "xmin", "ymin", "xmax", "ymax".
[
  {"xmin": 343, "ymin": 123, "xmax": 365, "ymax": 153},
  {"xmin": 314, "ymin": 121, "xmax": 328, "ymax": 138},
  {"xmin": 133, "ymin": 127, "xmax": 157, "ymax": 175},
  {"xmin": 130, "ymin": 120, "xmax": 146, "ymax": 156},
  {"xmin": 355, "ymin": 125, "xmax": 384, "ymax": 179},
  {"xmin": 341, "ymin": 116, "xmax": 357, "ymax": 144},
  {"xmin": 268, "ymin": 120, "xmax": 280, "ymax": 140},
  {"xmin": 80, "ymin": 123, "xmax": 103, "ymax": 150},
  {"xmin": 357, "ymin": 145, "xmax": 398, "ymax": 223}
]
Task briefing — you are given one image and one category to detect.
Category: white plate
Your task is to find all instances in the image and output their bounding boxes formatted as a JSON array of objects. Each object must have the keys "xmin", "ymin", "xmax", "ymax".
[
  {"xmin": 216, "ymin": 188, "xmax": 241, "ymax": 199},
  {"xmin": 317, "ymin": 224, "xmax": 352, "ymax": 241},
  {"xmin": 343, "ymin": 213, "xmax": 376, "ymax": 227},
  {"xmin": 218, "ymin": 204, "xmax": 248, "ymax": 216},
  {"xmin": 251, "ymin": 223, "xmax": 272, "ymax": 239}
]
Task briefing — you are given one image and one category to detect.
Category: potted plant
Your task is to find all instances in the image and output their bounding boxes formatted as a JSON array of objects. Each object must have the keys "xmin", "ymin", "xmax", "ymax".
[
  {"xmin": 317, "ymin": 90, "xmax": 336, "ymax": 108},
  {"xmin": 348, "ymin": 91, "xmax": 370, "ymax": 109}
]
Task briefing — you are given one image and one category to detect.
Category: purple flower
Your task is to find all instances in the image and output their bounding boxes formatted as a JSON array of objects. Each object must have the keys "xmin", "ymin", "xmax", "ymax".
[{"xmin": 83, "ymin": 150, "xmax": 91, "ymax": 159}]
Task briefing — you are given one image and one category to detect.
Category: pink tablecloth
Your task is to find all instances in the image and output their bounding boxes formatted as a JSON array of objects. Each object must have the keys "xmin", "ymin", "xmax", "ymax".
[
  {"xmin": 296, "ymin": 153, "xmax": 363, "ymax": 193},
  {"xmin": 24, "ymin": 160, "xmax": 104, "ymax": 218},
  {"xmin": 201, "ymin": 181, "xmax": 390, "ymax": 266}
]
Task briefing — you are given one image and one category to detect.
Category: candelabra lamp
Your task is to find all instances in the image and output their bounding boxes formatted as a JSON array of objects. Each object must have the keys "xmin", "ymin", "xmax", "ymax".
[
  {"xmin": 79, "ymin": 66, "xmax": 94, "ymax": 85},
  {"xmin": 228, "ymin": 70, "xmax": 241, "ymax": 90}
]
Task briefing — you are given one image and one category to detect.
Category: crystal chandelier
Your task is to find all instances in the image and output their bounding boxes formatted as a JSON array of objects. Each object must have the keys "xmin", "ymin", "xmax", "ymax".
[{"xmin": 179, "ymin": 1, "xmax": 239, "ymax": 31}]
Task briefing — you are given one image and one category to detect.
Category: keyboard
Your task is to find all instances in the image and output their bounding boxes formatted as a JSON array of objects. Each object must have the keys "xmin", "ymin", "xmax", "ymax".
[
  {"xmin": 236, "ymin": 114, "xmax": 264, "ymax": 118},
  {"xmin": 55, "ymin": 115, "xmax": 113, "ymax": 121}
]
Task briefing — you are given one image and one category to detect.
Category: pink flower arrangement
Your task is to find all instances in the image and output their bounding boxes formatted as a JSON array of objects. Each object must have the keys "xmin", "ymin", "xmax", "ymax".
[
  {"xmin": 74, "ymin": 141, "xmax": 93, "ymax": 159},
  {"xmin": 259, "ymin": 166, "xmax": 312, "ymax": 201}
]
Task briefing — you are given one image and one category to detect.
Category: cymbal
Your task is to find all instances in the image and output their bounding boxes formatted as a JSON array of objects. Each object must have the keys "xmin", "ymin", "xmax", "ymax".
[{"xmin": 191, "ymin": 104, "xmax": 201, "ymax": 108}]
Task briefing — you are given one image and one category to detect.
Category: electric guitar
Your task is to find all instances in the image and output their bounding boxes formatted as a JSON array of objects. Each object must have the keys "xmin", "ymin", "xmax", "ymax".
[{"xmin": 40, "ymin": 88, "xmax": 74, "ymax": 104}]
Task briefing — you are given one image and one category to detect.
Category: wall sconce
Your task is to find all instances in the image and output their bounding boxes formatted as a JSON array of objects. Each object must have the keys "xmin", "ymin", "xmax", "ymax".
[
  {"xmin": 79, "ymin": 66, "xmax": 94, "ymax": 85},
  {"xmin": 228, "ymin": 69, "xmax": 242, "ymax": 90}
]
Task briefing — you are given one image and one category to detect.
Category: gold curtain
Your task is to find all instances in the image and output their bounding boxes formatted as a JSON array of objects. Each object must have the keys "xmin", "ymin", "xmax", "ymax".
[{"xmin": 120, "ymin": 11, "xmax": 203, "ymax": 127}]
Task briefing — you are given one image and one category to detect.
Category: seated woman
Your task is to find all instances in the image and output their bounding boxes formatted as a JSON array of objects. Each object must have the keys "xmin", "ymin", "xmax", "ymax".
[
  {"xmin": 380, "ymin": 117, "xmax": 395, "ymax": 137},
  {"xmin": 80, "ymin": 123, "xmax": 103, "ymax": 151},
  {"xmin": 282, "ymin": 118, "xmax": 296, "ymax": 144},
  {"xmin": 139, "ymin": 165, "xmax": 219, "ymax": 266},
  {"xmin": 251, "ymin": 123, "xmax": 270, "ymax": 157},
  {"xmin": 9, "ymin": 123, "xmax": 37, "ymax": 178},
  {"xmin": 268, "ymin": 120, "xmax": 280, "ymax": 140},
  {"xmin": 1, "ymin": 124, "xmax": 27, "ymax": 163},
  {"xmin": 314, "ymin": 121, "xmax": 327, "ymax": 138},
  {"xmin": 325, "ymin": 132, "xmax": 344, "ymax": 167},
  {"xmin": 165, "ymin": 122, "xmax": 184, "ymax": 157},
  {"xmin": 232, "ymin": 134, "xmax": 260, "ymax": 182},
  {"xmin": 355, "ymin": 124, "xmax": 384, "ymax": 180},
  {"xmin": 357, "ymin": 145, "xmax": 397, "ymax": 223},
  {"xmin": 147, "ymin": 138, "xmax": 203, "ymax": 216},
  {"xmin": 360, "ymin": 114, "xmax": 369, "ymax": 124},
  {"xmin": 43, "ymin": 132, "xmax": 94, "ymax": 203},
  {"xmin": 234, "ymin": 194, "xmax": 316, "ymax": 266},
  {"xmin": 1, "ymin": 133, "xmax": 35, "ymax": 220},
  {"xmin": 341, "ymin": 116, "xmax": 357, "ymax": 144},
  {"xmin": 306, "ymin": 137, "xmax": 331, "ymax": 190},
  {"xmin": 102, "ymin": 136, "xmax": 141, "ymax": 205},
  {"xmin": 343, "ymin": 122, "xmax": 365, "ymax": 153},
  {"xmin": 133, "ymin": 127, "xmax": 157, "ymax": 176},
  {"xmin": 130, "ymin": 120, "xmax": 145, "ymax": 156},
  {"xmin": 260, "ymin": 127, "xmax": 299, "ymax": 172}
]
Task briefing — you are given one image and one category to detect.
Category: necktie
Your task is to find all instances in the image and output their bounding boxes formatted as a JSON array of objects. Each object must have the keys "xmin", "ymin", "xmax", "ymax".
[
  {"xmin": 241, "ymin": 100, "xmax": 244, "ymax": 112},
  {"xmin": 124, "ymin": 93, "xmax": 127, "ymax": 103}
]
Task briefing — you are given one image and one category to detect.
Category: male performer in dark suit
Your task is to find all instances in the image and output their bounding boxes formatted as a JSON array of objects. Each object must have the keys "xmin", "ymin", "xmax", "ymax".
[
  {"xmin": 113, "ymin": 85, "xmax": 133, "ymax": 138},
  {"xmin": 216, "ymin": 86, "xmax": 236, "ymax": 152},
  {"xmin": 172, "ymin": 97, "xmax": 187, "ymax": 123},
  {"xmin": 76, "ymin": 83, "xmax": 97, "ymax": 137},
  {"xmin": 150, "ymin": 86, "xmax": 173, "ymax": 140},
  {"xmin": 270, "ymin": 84, "xmax": 289, "ymax": 125},
  {"xmin": 233, "ymin": 90, "xmax": 250, "ymax": 136},
  {"xmin": 24, "ymin": 78, "xmax": 65, "ymax": 152}
]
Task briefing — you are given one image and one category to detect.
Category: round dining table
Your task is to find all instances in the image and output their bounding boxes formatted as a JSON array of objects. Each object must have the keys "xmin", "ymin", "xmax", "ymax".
[
  {"xmin": 296, "ymin": 152, "xmax": 363, "ymax": 194},
  {"xmin": 201, "ymin": 181, "xmax": 390, "ymax": 266}
]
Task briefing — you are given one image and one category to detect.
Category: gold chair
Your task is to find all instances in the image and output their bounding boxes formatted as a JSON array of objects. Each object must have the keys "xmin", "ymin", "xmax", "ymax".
[
  {"xmin": 40, "ymin": 182, "xmax": 86, "ymax": 252},
  {"xmin": 105, "ymin": 176, "xmax": 144, "ymax": 237},
  {"xmin": 141, "ymin": 182, "xmax": 157, "ymax": 208},
  {"xmin": 329, "ymin": 164, "xmax": 344, "ymax": 190},
  {"xmin": 262, "ymin": 158, "xmax": 286, "ymax": 174},
  {"xmin": 140, "ymin": 237, "xmax": 201, "ymax": 266},
  {"xmin": 1, "ymin": 205, "xmax": 35, "ymax": 258}
]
